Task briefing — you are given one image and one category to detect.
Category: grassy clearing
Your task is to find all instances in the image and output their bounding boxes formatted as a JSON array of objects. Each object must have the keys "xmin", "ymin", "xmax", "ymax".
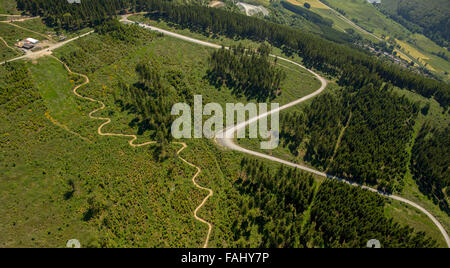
[
  {"xmin": 289, "ymin": 1, "xmax": 380, "ymax": 42},
  {"xmin": 27, "ymin": 57, "xmax": 84, "ymax": 125},
  {"xmin": 0, "ymin": 22, "xmax": 48, "ymax": 46},
  {"xmin": 324, "ymin": 0, "xmax": 409, "ymax": 39},
  {"xmin": 286, "ymin": 0, "xmax": 330, "ymax": 9},
  {"xmin": 0, "ymin": 36, "xmax": 20, "ymax": 61},
  {"xmin": 1, "ymin": 16, "xmax": 446, "ymax": 247},
  {"xmin": 0, "ymin": 0, "xmax": 19, "ymax": 15},
  {"xmin": 1, "ymin": 27, "xmax": 321, "ymax": 247},
  {"xmin": 385, "ymin": 199, "xmax": 447, "ymax": 248},
  {"xmin": 126, "ymin": 15, "xmax": 315, "ymax": 71},
  {"xmin": 0, "ymin": 46, "xmax": 210, "ymax": 247},
  {"xmin": 393, "ymin": 87, "xmax": 450, "ymax": 239}
]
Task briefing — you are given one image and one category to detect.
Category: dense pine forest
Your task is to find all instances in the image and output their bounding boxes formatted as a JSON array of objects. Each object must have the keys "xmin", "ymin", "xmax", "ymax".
[
  {"xmin": 329, "ymin": 85, "xmax": 417, "ymax": 192},
  {"xmin": 280, "ymin": 84, "xmax": 418, "ymax": 193},
  {"xmin": 233, "ymin": 158, "xmax": 437, "ymax": 248},
  {"xmin": 208, "ymin": 44, "xmax": 286, "ymax": 101},
  {"xmin": 280, "ymin": 93, "xmax": 346, "ymax": 168},
  {"xmin": 16, "ymin": 0, "xmax": 130, "ymax": 31},
  {"xmin": 304, "ymin": 180, "xmax": 437, "ymax": 248},
  {"xmin": 16, "ymin": 0, "xmax": 450, "ymax": 109},
  {"xmin": 232, "ymin": 158, "xmax": 316, "ymax": 247},
  {"xmin": 117, "ymin": 60, "xmax": 193, "ymax": 160},
  {"xmin": 411, "ymin": 125, "xmax": 450, "ymax": 214}
]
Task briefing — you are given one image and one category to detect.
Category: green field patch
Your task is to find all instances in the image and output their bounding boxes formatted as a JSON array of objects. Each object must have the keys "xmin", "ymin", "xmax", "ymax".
[
  {"xmin": 28, "ymin": 57, "xmax": 82, "ymax": 122},
  {"xmin": 0, "ymin": 22, "xmax": 46, "ymax": 46},
  {"xmin": 0, "ymin": 0, "xmax": 19, "ymax": 15},
  {"xmin": 385, "ymin": 199, "xmax": 447, "ymax": 248}
]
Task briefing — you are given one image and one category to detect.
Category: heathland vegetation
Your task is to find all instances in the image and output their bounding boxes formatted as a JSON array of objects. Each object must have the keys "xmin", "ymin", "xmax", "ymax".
[
  {"xmin": 0, "ymin": 15, "xmax": 325, "ymax": 247},
  {"xmin": 1, "ymin": 0, "xmax": 448, "ymax": 247}
]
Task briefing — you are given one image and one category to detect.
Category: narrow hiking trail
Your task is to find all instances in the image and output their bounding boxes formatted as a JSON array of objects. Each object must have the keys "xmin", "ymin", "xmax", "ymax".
[
  {"xmin": 1, "ymin": 20, "xmax": 52, "ymax": 41},
  {"xmin": 4, "ymin": 14, "xmax": 447, "ymax": 247},
  {"xmin": 0, "ymin": 36, "xmax": 20, "ymax": 54},
  {"xmin": 124, "ymin": 15, "xmax": 449, "ymax": 247},
  {"xmin": 50, "ymin": 55, "xmax": 213, "ymax": 248},
  {"xmin": 176, "ymin": 142, "xmax": 213, "ymax": 248}
]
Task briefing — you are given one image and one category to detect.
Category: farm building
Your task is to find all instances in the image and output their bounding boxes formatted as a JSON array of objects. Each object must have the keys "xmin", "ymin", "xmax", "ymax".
[
  {"xmin": 23, "ymin": 43, "xmax": 34, "ymax": 49},
  {"xmin": 25, "ymin": 38, "xmax": 39, "ymax": 44}
]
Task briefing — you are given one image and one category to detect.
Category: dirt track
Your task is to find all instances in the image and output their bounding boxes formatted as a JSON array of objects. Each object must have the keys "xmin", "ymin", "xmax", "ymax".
[{"xmin": 50, "ymin": 55, "xmax": 213, "ymax": 248}]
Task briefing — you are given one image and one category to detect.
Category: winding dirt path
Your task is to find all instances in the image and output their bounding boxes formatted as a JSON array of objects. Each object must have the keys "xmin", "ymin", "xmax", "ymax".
[
  {"xmin": 5, "ymin": 14, "xmax": 446, "ymax": 247},
  {"xmin": 0, "ymin": 20, "xmax": 53, "ymax": 41},
  {"xmin": 0, "ymin": 36, "xmax": 20, "ymax": 54},
  {"xmin": 50, "ymin": 55, "xmax": 213, "ymax": 248},
  {"xmin": 123, "ymin": 15, "xmax": 449, "ymax": 247},
  {"xmin": 175, "ymin": 142, "xmax": 213, "ymax": 248}
]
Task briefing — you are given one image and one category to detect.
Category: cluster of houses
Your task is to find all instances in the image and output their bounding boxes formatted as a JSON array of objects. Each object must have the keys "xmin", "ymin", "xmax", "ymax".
[{"xmin": 15, "ymin": 37, "xmax": 39, "ymax": 51}]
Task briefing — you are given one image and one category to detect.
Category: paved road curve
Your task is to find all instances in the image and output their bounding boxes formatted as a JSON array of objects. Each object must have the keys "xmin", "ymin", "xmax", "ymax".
[
  {"xmin": 122, "ymin": 17, "xmax": 450, "ymax": 247},
  {"xmin": 4, "ymin": 15, "xmax": 447, "ymax": 247}
]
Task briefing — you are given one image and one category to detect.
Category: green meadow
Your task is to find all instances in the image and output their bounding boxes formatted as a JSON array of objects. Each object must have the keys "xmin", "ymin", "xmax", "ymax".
[{"xmin": 0, "ymin": 13, "xmax": 447, "ymax": 247}]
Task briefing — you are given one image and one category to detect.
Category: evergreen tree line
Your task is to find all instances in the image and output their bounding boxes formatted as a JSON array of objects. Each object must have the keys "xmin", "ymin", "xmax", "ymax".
[
  {"xmin": 279, "ymin": 84, "xmax": 418, "ymax": 193},
  {"xmin": 117, "ymin": 60, "xmax": 193, "ymax": 160},
  {"xmin": 280, "ymin": 92, "xmax": 347, "ymax": 168},
  {"xmin": 233, "ymin": 158, "xmax": 437, "ymax": 248},
  {"xmin": 304, "ymin": 180, "xmax": 437, "ymax": 248},
  {"xmin": 16, "ymin": 0, "xmax": 450, "ymax": 109},
  {"xmin": 233, "ymin": 157, "xmax": 316, "ymax": 247},
  {"xmin": 208, "ymin": 44, "xmax": 286, "ymax": 101},
  {"xmin": 17, "ymin": 0, "xmax": 132, "ymax": 31},
  {"xmin": 411, "ymin": 125, "xmax": 450, "ymax": 214}
]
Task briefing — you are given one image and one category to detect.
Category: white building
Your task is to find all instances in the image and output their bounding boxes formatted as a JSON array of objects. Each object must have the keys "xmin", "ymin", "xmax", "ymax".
[{"xmin": 25, "ymin": 38, "xmax": 39, "ymax": 44}]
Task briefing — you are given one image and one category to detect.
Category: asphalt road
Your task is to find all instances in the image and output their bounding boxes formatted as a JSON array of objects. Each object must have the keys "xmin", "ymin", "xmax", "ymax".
[
  {"xmin": 3, "ymin": 15, "xmax": 447, "ymax": 247},
  {"xmin": 122, "ymin": 17, "xmax": 449, "ymax": 247}
]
